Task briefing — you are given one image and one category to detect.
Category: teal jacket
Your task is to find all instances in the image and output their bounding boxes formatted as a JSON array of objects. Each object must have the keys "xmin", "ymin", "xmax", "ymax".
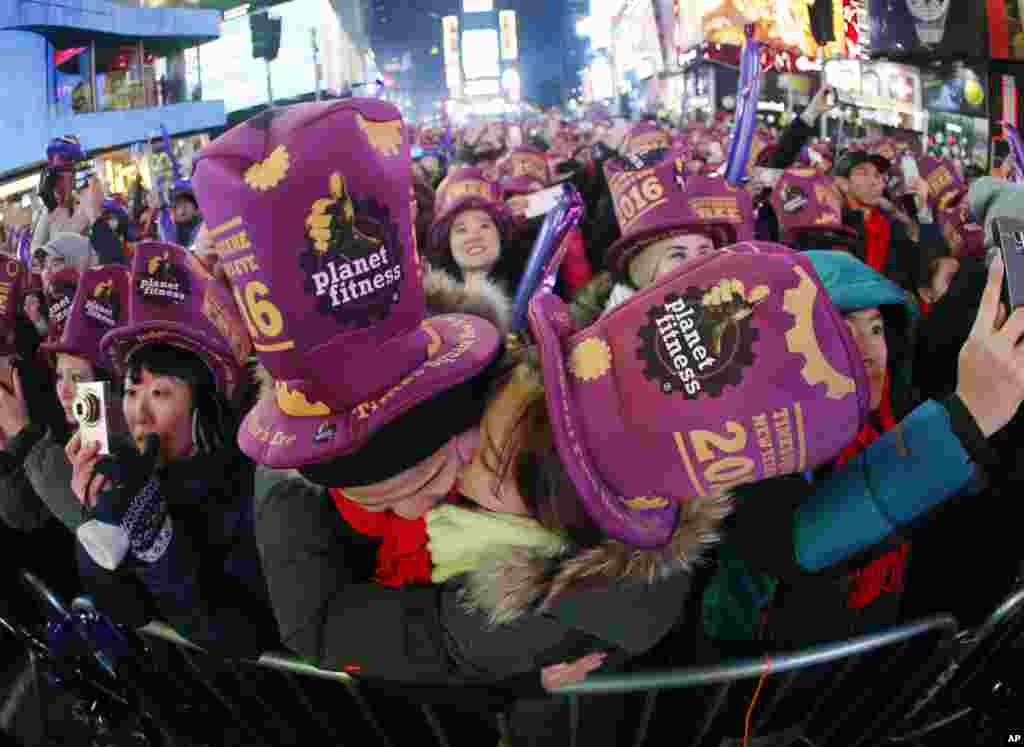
[
  {"xmin": 793, "ymin": 251, "xmax": 977, "ymax": 572},
  {"xmin": 704, "ymin": 252, "xmax": 980, "ymax": 645}
]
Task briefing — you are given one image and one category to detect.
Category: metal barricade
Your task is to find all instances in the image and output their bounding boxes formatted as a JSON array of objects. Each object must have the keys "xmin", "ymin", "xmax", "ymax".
[
  {"xmin": 889, "ymin": 583, "xmax": 1024, "ymax": 744},
  {"xmin": 136, "ymin": 621, "xmax": 486, "ymax": 747},
  {"xmin": 2, "ymin": 569, "xmax": 971, "ymax": 747},
  {"xmin": 553, "ymin": 615, "xmax": 959, "ymax": 747}
]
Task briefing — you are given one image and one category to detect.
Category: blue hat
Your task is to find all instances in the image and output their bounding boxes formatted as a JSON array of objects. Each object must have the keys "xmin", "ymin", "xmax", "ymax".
[{"xmin": 46, "ymin": 136, "xmax": 85, "ymax": 167}]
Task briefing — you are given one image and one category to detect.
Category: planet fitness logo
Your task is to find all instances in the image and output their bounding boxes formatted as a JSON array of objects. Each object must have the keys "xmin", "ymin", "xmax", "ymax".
[
  {"xmin": 299, "ymin": 173, "xmax": 402, "ymax": 328},
  {"xmin": 83, "ymin": 279, "xmax": 120, "ymax": 328},
  {"xmin": 138, "ymin": 251, "xmax": 190, "ymax": 305},
  {"xmin": 46, "ymin": 281, "xmax": 77, "ymax": 333},
  {"xmin": 637, "ymin": 282, "xmax": 767, "ymax": 399}
]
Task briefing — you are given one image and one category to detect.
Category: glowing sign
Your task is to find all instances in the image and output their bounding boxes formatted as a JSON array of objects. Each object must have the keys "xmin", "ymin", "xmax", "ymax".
[
  {"xmin": 462, "ymin": 28, "xmax": 500, "ymax": 80},
  {"xmin": 442, "ymin": 16, "xmax": 460, "ymax": 68},
  {"xmin": 464, "ymin": 78, "xmax": 501, "ymax": 97},
  {"xmin": 500, "ymin": 10, "xmax": 518, "ymax": 61},
  {"xmin": 501, "ymin": 68, "xmax": 521, "ymax": 100}
]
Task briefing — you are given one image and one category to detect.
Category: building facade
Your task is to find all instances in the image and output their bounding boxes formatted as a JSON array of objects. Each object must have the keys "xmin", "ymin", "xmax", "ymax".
[{"xmin": 0, "ymin": 0, "xmax": 227, "ymax": 179}]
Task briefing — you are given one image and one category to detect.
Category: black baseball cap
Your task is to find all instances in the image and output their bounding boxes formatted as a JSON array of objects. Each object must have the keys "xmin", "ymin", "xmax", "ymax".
[{"xmin": 833, "ymin": 151, "xmax": 892, "ymax": 179}]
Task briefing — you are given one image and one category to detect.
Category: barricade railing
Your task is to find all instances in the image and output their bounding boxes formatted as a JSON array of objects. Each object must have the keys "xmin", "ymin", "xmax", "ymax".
[
  {"xmin": 888, "ymin": 583, "xmax": 1024, "ymax": 744},
  {"xmin": 4, "ymin": 569, "xmax": 996, "ymax": 747},
  {"xmin": 553, "ymin": 615, "xmax": 959, "ymax": 747},
  {"xmin": 135, "ymin": 621, "xmax": 473, "ymax": 747}
]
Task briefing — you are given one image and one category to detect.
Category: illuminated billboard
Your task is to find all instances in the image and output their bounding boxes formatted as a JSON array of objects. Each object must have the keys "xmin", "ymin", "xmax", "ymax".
[
  {"xmin": 614, "ymin": 0, "xmax": 664, "ymax": 78},
  {"xmin": 442, "ymin": 16, "xmax": 460, "ymax": 68},
  {"xmin": 462, "ymin": 28, "xmax": 500, "ymax": 80},
  {"xmin": 464, "ymin": 78, "xmax": 501, "ymax": 97},
  {"xmin": 698, "ymin": 0, "xmax": 846, "ymax": 59},
  {"xmin": 499, "ymin": 10, "xmax": 518, "ymax": 60},
  {"xmin": 442, "ymin": 15, "xmax": 462, "ymax": 97},
  {"xmin": 199, "ymin": 0, "xmax": 361, "ymax": 112}
]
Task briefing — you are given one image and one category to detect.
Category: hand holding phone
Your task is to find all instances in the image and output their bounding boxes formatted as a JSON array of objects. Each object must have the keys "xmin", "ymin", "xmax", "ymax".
[
  {"xmin": 811, "ymin": 85, "xmax": 837, "ymax": 116},
  {"xmin": 994, "ymin": 217, "xmax": 1024, "ymax": 310}
]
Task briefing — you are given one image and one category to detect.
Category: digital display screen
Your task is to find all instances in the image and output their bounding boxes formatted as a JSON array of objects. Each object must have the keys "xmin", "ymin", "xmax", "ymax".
[
  {"xmin": 461, "ymin": 29, "xmax": 500, "ymax": 80},
  {"xmin": 200, "ymin": 0, "xmax": 343, "ymax": 113},
  {"xmin": 922, "ymin": 66, "xmax": 988, "ymax": 116}
]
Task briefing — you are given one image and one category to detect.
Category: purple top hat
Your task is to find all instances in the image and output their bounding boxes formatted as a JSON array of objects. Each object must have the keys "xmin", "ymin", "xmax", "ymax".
[
  {"xmin": 42, "ymin": 266, "xmax": 129, "ymax": 372},
  {"xmin": 46, "ymin": 136, "xmax": 85, "ymax": 169},
  {"xmin": 528, "ymin": 242, "xmax": 870, "ymax": 548},
  {"xmin": 623, "ymin": 122, "xmax": 670, "ymax": 159},
  {"xmin": 935, "ymin": 190, "xmax": 985, "ymax": 258},
  {"xmin": 44, "ymin": 268, "xmax": 81, "ymax": 344},
  {"xmin": 588, "ymin": 105, "xmax": 613, "ymax": 127},
  {"xmin": 919, "ymin": 157, "xmax": 965, "ymax": 212},
  {"xmin": 434, "ymin": 167, "xmax": 501, "ymax": 215},
  {"xmin": 430, "ymin": 168, "xmax": 512, "ymax": 254},
  {"xmin": 191, "ymin": 99, "xmax": 502, "ymax": 468},
  {"xmin": 171, "ymin": 179, "xmax": 197, "ymax": 204},
  {"xmin": 771, "ymin": 169, "xmax": 857, "ymax": 243},
  {"xmin": 100, "ymin": 241, "xmax": 252, "ymax": 399},
  {"xmin": 604, "ymin": 150, "xmax": 755, "ymax": 275},
  {"xmin": 0, "ymin": 259, "xmax": 27, "ymax": 356},
  {"xmin": 500, "ymin": 175, "xmax": 546, "ymax": 198},
  {"xmin": 497, "ymin": 147, "xmax": 551, "ymax": 186}
]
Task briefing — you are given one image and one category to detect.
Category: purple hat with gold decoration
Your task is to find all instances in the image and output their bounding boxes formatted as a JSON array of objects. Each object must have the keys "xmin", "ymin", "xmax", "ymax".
[
  {"xmin": 529, "ymin": 242, "xmax": 869, "ymax": 548},
  {"xmin": 0, "ymin": 259, "xmax": 27, "ymax": 356},
  {"xmin": 429, "ymin": 167, "xmax": 512, "ymax": 254},
  {"xmin": 497, "ymin": 147, "xmax": 551, "ymax": 186},
  {"xmin": 936, "ymin": 189, "xmax": 985, "ymax": 258},
  {"xmin": 42, "ymin": 265, "xmax": 129, "ymax": 372},
  {"xmin": 604, "ymin": 150, "xmax": 755, "ymax": 275},
  {"xmin": 623, "ymin": 122, "xmax": 671, "ymax": 159},
  {"xmin": 43, "ymin": 268, "xmax": 80, "ymax": 344},
  {"xmin": 919, "ymin": 156, "xmax": 965, "ymax": 212},
  {"xmin": 191, "ymin": 99, "xmax": 502, "ymax": 468},
  {"xmin": 434, "ymin": 166, "xmax": 502, "ymax": 213},
  {"xmin": 100, "ymin": 241, "xmax": 252, "ymax": 398},
  {"xmin": 500, "ymin": 175, "xmax": 546, "ymax": 198},
  {"xmin": 771, "ymin": 169, "xmax": 857, "ymax": 243}
]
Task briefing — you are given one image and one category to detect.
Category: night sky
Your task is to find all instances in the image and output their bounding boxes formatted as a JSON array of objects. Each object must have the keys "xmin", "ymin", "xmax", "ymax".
[{"xmin": 371, "ymin": 0, "xmax": 567, "ymax": 109}]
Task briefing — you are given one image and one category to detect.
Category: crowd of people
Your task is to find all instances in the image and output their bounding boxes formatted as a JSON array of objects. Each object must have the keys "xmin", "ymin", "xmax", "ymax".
[{"xmin": 1, "ymin": 85, "xmax": 1024, "ymax": 745}]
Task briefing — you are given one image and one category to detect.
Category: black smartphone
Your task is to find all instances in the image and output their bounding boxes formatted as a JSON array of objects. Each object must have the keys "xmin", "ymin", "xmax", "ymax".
[{"xmin": 993, "ymin": 217, "xmax": 1024, "ymax": 309}]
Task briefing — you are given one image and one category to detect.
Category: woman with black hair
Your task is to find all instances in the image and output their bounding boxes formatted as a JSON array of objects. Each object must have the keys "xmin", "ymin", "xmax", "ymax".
[
  {"xmin": 0, "ymin": 302, "xmax": 69, "ymax": 532},
  {"xmin": 66, "ymin": 243, "xmax": 279, "ymax": 657}
]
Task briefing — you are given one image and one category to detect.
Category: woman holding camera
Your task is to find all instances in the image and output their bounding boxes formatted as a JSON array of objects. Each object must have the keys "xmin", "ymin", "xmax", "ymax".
[
  {"xmin": 66, "ymin": 242, "xmax": 280, "ymax": 657},
  {"xmin": 0, "ymin": 264, "xmax": 75, "ymax": 533}
]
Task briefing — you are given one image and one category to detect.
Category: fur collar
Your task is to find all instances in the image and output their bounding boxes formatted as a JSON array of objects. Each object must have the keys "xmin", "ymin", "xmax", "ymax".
[
  {"xmin": 456, "ymin": 488, "xmax": 731, "ymax": 626},
  {"xmin": 423, "ymin": 267, "xmax": 512, "ymax": 335},
  {"xmin": 257, "ymin": 462, "xmax": 731, "ymax": 626}
]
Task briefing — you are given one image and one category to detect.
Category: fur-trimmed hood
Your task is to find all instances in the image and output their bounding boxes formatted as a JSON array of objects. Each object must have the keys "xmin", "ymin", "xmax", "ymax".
[
  {"xmin": 423, "ymin": 267, "xmax": 512, "ymax": 336},
  {"xmin": 453, "ymin": 361, "xmax": 731, "ymax": 629},
  {"xmin": 456, "ymin": 490, "xmax": 730, "ymax": 630},
  {"xmin": 262, "ymin": 463, "xmax": 728, "ymax": 646}
]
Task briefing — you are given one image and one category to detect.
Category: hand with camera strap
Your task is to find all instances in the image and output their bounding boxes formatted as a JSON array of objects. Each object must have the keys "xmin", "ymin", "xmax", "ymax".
[
  {"xmin": 71, "ymin": 433, "xmax": 165, "ymax": 571},
  {"xmin": 67, "ymin": 431, "xmax": 161, "ymax": 509}
]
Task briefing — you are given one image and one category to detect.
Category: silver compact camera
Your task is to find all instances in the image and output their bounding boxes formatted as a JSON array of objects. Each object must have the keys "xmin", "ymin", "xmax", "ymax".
[{"xmin": 72, "ymin": 382, "xmax": 128, "ymax": 455}]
